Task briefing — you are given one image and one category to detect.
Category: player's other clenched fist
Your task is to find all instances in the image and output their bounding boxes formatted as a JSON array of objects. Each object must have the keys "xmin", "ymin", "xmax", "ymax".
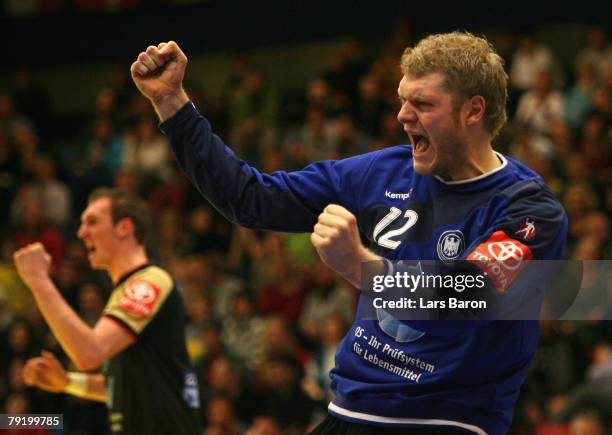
[
  {"xmin": 13, "ymin": 242, "xmax": 52, "ymax": 287},
  {"xmin": 22, "ymin": 351, "xmax": 69, "ymax": 393},
  {"xmin": 131, "ymin": 41, "xmax": 189, "ymax": 121},
  {"xmin": 311, "ymin": 204, "xmax": 378, "ymax": 288}
]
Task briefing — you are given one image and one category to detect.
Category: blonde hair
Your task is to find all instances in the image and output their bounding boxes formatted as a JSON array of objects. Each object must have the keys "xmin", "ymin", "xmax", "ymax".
[{"xmin": 401, "ymin": 32, "xmax": 508, "ymax": 137}]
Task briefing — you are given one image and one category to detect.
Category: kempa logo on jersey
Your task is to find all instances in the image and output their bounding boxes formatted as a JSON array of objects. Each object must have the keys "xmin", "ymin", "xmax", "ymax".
[
  {"xmin": 437, "ymin": 230, "xmax": 465, "ymax": 262},
  {"xmin": 385, "ymin": 189, "xmax": 413, "ymax": 200}
]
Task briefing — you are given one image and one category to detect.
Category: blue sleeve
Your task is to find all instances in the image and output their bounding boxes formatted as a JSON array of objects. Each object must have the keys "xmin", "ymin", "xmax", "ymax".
[
  {"xmin": 403, "ymin": 180, "xmax": 568, "ymax": 334},
  {"xmin": 160, "ymin": 102, "xmax": 373, "ymax": 232},
  {"xmin": 463, "ymin": 179, "xmax": 568, "ymax": 262}
]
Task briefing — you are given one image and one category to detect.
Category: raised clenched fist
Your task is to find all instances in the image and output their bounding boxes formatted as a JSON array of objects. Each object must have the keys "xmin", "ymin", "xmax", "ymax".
[
  {"xmin": 13, "ymin": 242, "xmax": 52, "ymax": 287},
  {"xmin": 130, "ymin": 41, "xmax": 190, "ymax": 120}
]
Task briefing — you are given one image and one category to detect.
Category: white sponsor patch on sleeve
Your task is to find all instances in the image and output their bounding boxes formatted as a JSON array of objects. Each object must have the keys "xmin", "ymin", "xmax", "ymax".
[{"xmin": 119, "ymin": 279, "xmax": 161, "ymax": 318}]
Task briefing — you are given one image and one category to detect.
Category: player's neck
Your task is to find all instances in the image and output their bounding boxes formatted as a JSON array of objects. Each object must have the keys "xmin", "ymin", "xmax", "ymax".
[
  {"xmin": 107, "ymin": 245, "xmax": 149, "ymax": 284},
  {"xmin": 440, "ymin": 143, "xmax": 501, "ymax": 182}
]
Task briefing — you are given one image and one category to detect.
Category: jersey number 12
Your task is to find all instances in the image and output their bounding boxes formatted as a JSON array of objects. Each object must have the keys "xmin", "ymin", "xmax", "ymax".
[{"xmin": 373, "ymin": 207, "xmax": 418, "ymax": 249}]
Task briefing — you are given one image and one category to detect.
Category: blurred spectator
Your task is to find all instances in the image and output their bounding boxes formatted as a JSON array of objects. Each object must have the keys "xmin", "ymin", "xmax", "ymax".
[
  {"xmin": 562, "ymin": 184, "xmax": 599, "ymax": 241},
  {"xmin": 565, "ymin": 63, "xmax": 597, "ymax": 130},
  {"xmin": 568, "ymin": 409, "xmax": 606, "ymax": 435},
  {"xmin": 122, "ymin": 116, "xmax": 173, "ymax": 195},
  {"xmin": 13, "ymin": 198, "xmax": 64, "ymax": 267},
  {"xmin": 510, "ymin": 34, "xmax": 555, "ymax": 93},
  {"xmin": 76, "ymin": 282, "xmax": 104, "ymax": 327},
  {"xmin": 1, "ymin": 319, "xmax": 40, "ymax": 402},
  {"xmin": 549, "ymin": 118, "xmax": 573, "ymax": 160},
  {"xmin": 5, "ymin": 319, "xmax": 38, "ymax": 362},
  {"xmin": 227, "ymin": 67, "xmax": 278, "ymax": 167},
  {"xmin": 184, "ymin": 292, "xmax": 215, "ymax": 360},
  {"xmin": 71, "ymin": 117, "xmax": 124, "ymax": 201},
  {"xmin": 54, "ymin": 257, "xmax": 92, "ymax": 311},
  {"xmin": 591, "ymin": 85, "xmax": 612, "ymax": 122},
  {"xmin": 245, "ymin": 415, "xmax": 282, "ymax": 435},
  {"xmin": 257, "ymin": 259, "xmax": 305, "ymax": 324},
  {"xmin": 229, "ymin": 68, "xmax": 278, "ymax": 131},
  {"xmin": 581, "ymin": 212, "xmax": 611, "ymax": 258},
  {"xmin": 335, "ymin": 114, "xmax": 370, "ymax": 156},
  {"xmin": 524, "ymin": 155, "xmax": 564, "ymax": 198},
  {"xmin": 11, "ymin": 120, "xmax": 39, "ymax": 181},
  {"xmin": 185, "ymin": 205, "xmax": 232, "ymax": 256},
  {"xmin": 526, "ymin": 321, "xmax": 588, "ymax": 407},
  {"xmin": 94, "ymin": 87, "xmax": 118, "ymax": 120},
  {"xmin": 514, "ymin": 69, "xmax": 565, "ymax": 157},
  {"xmin": 303, "ymin": 314, "xmax": 347, "ymax": 402},
  {"xmin": 243, "ymin": 233, "xmax": 287, "ymax": 290},
  {"xmin": 256, "ymin": 355, "xmax": 316, "ymax": 433},
  {"xmin": 203, "ymin": 394, "xmax": 243, "ymax": 435},
  {"xmin": 353, "ymin": 73, "xmax": 389, "ymax": 137},
  {"xmin": 259, "ymin": 316, "xmax": 309, "ymax": 367},
  {"xmin": 148, "ymin": 167, "xmax": 190, "ymax": 214},
  {"xmin": 298, "ymin": 261, "xmax": 355, "ymax": 341},
  {"xmin": 374, "ymin": 109, "xmax": 406, "ymax": 150},
  {"xmin": 578, "ymin": 112, "xmax": 611, "ymax": 179},
  {"xmin": 201, "ymin": 356, "xmax": 259, "ymax": 426},
  {"xmin": 177, "ymin": 254, "xmax": 243, "ymax": 320},
  {"xmin": 305, "ymin": 78, "xmax": 335, "ymax": 116},
  {"xmin": 0, "ymin": 93, "xmax": 31, "ymax": 138},
  {"xmin": 222, "ymin": 291, "xmax": 266, "ymax": 368},
  {"xmin": 194, "ymin": 322, "xmax": 239, "ymax": 391},
  {"xmin": 287, "ymin": 108, "xmax": 340, "ymax": 161},
  {"xmin": 322, "ymin": 38, "xmax": 367, "ymax": 107},
  {"xmin": 572, "ymin": 235, "xmax": 602, "ymax": 262},
  {"xmin": 10, "ymin": 155, "xmax": 71, "ymax": 229},
  {"xmin": 226, "ymin": 227, "xmax": 270, "ymax": 280},
  {"xmin": 155, "ymin": 207, "xmax": 188, "ymax": 265},
  {"xmin": 576, "ymin": 27, "xmax": 612, "ymax": 83},
  {"xmin": 112, "ymin": 167, "xmax": 140, "ymax": 194},
  {"xmin": 0, "ymin": 237, "xmax": 31, "ymax": 316},
  {"xmin": 564, "ymin": 155, "xmax": 592, "ymax": 187}
]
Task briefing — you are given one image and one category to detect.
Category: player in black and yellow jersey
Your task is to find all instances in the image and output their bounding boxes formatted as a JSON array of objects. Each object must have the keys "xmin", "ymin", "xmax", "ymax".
[{"xmin": 15, "ymin": 188, "xmax": 200, "ymax": 435}]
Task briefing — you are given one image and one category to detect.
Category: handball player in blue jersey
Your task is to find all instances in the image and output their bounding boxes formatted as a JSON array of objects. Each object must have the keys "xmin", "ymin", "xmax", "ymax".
[{"xmin": 131, "ymin": 32, "xmax": 567, "ymax": 434}]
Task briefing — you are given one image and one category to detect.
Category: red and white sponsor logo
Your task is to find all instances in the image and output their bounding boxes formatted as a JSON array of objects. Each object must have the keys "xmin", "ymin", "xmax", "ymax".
[
  {"xmin": 467, "ymin": 231, "xmax": 532, "ymax": 293},
  {"xmin": 119, "ymin": 279, "xmax": 160, "ymax": 317}
]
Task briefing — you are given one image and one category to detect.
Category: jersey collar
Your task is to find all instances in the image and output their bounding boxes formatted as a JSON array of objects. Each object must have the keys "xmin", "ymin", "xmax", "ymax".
[
  {"xmin": 113, "ymin": 263, "xmax": 152, "ymax": 287},
  {"xmin": 434, "ymin": 152, "xmax": 508, "ymax": 185}
]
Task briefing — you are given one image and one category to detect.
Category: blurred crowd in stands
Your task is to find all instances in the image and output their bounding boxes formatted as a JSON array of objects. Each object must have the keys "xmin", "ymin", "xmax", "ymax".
[{"xmin": 0, "ymin": 22, "xmax": 611, "ymax": 435}]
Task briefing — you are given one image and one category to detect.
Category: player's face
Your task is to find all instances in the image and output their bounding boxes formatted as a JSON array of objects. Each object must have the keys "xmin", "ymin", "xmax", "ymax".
[
  {"xmin": 77, "ymin": 198, "xmax": 119, "ymax": 270},
  {"xmin": 397, "ymin": 72, "xmax": 469, "ymax": 178}
]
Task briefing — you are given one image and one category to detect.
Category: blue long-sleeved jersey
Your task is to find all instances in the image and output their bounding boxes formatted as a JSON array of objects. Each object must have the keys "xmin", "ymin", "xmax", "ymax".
[{"xmin": 160, "ymin": 102, "xmax": 568, "ymax": 435}]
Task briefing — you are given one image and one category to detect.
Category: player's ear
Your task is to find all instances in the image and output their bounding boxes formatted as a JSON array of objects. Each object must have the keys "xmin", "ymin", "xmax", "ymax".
[
  {"xmin": 116, "ymin": 217, "xmax": 135, "ymax": 239},
  {"xmin": 464, "ymin": 95, "xmax": 486, "ymax": 126}
]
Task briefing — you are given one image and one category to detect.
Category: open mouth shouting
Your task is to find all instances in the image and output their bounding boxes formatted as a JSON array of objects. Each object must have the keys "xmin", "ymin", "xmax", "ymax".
[
  {"xmin": 409, "ymin": 132, "xmax": 430, "ymax": 155},
  {"xmin": 85, "ymin": 243, "xmax": 97, "ymax": 256}
]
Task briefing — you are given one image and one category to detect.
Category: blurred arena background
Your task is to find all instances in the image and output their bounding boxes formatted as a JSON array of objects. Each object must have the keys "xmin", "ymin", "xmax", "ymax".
[{"xmin": 0, "ymin": 1, "xmax": 610, "ymax": 434}]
